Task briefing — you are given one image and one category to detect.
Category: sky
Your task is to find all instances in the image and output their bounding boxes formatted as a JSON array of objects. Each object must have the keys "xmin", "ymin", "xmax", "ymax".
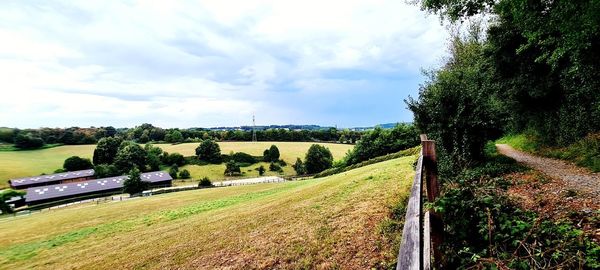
[{"xmin": 0, "ymin": 0, "xmax": 449, "ymax": 129}]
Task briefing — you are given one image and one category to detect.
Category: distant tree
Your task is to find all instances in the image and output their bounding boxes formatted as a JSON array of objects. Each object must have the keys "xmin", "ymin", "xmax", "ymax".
[
  {"xmin": 224, "ymin": 160, "xmax": 241, "ymax": 176},
  {"xmin": 14, "ymin": 133, "xmax": 44, "ymax": 149},
  {"xmin": 93, "ymin": 137, "xmax": 123, "ymax": 165},
  {"xmin": 166, "ymin": 153, "xmax": 186, "ymax": 166},
  {"xmin": 104, "ymin": 126, "xmax": 117, "ymax": 137},
  {"xmin": 165, "ymin": 130, "xmax": 184, "ymax": 143},
  {"xmin": 257, "ymin": 165, "xmax": 266, "ymax": 176},
  {"xmin": 144, "ymin": 144, "xmax": 163, "ymax": 171},
  {"xmin": 198, "ymin": 177, "xmax": 212, "ymax": 187},
  {"xmin": 304, "ymin": 144, "xmax": 333, "ymax": 174},
  {"xmin": 179, "ymin": 169, "xmax": 191, "ymax": 179},
  {"xmin": 263, "ymin": 145, "xmax": 280, "ymax": 162},
  {"xmin": 292, "ymin": 158, "xmax": 306, "ymax": 175},
  {"xmin": 94, "ymin": 164, "xmax": 120, "ymax": 178},
  {"xmin": 138, "ymin": 130, "xmax": 150, "ymax": 143},
  {"xmin": 195, "ymin": 140, "xmax": 221, "ymax": 163},
  {"xmin": 0, "ymin": 189, "xmax": 25, "ymax": 214},
  {"xmin": 230, "ymin": 152, "xmax": 257, "ymax": 164},
  {"xmin": 269, "ymin": 162, "xmax": 282, "ymax": 172},
  {"xmin": 63, "ymin": 156, "xmax": 93, "ymax": 171},
  {"xmin": 263, "ymin": 149, "xmax": 271, "ymax": 161},
  {"xmin": 169, "ymin": 165, "xmax": 179, "ymax": 179},
  {"xmin": 122, "ymin": 167, "xmax": 148, "ymax": 195},
  {"xmin": 113, "ymin": 141, "xmax": 147, "ymax": 173}
]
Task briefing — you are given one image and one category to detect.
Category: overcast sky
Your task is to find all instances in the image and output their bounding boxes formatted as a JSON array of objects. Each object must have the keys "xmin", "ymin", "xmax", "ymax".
[{"xmin": 0, "ymin": 0, "xmax": 448, "ymax": 128}]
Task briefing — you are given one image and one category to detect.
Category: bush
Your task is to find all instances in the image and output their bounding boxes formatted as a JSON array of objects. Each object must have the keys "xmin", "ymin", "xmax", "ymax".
[
  {"xmin": 14, "ymin": 133, "xmax": 44, "ymax": 149},
  {"xmin": 304, "ymin": 144, "xmax": 333, "ymax": 174},
  {"xmin": 198, "ymin": 177, "xmax": 212, "ymax": 187},
  {"xmin": 165, "ymin": 153, "xmax": 186, "ymax": 167},
  {"xmin": 94, "ymin": 164, "xmax": 120, "ymax": 178},
  {"xmin": 195, "ymin": 140, "xmax": 221, "ymax": 163},
  {"xmin": 263, "ymin": 145, "xmax": 280, "ymax": 162},
  {"xmin": 178, "ymin": 169, "xmax": 190, "ymax": 179},
  {"xmin": 122, "ymin": 168, "xmax": 148, "ymax": 195},
  {"xmin": 169, "ymin": 165, "xmax": 179, "ymax": 179},
  {"xmin": 53, "ymin": 168, "xmax": 66, "ymax": 173},
  {"xmin": 292, "ymin": 158, "xmax": 306, "ymax": 175},
  {"xmin": 224, "ymin": 160, "xmax": 241, "ymax": 176},
  {"xmin": 269, "ymin": 162, "xmax": 282, "ymax": 172},
  {"xmin": 230, "ymin": 152, "xmax": 257, "ymax": 164},
  {"xmin": 257, "ymin": 165, "xmax": 266, "ymax": 176},
  {"xmin": 277, "ymin": 159, "xmax": 287, "ymax": 166},
  {"xmin": 63, "ymin": 156, "xmax": 93, "ymax": 171}
]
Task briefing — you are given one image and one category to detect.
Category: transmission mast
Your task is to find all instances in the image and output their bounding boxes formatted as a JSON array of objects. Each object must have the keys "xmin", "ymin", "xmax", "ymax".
[{"xmin": 252, "ymin": 115, "xmax": 257, "ymax": 142}]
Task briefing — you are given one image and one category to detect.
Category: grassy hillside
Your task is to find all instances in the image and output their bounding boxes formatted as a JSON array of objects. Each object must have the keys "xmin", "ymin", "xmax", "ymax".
[
  {"xmin": 0, "ymin": 142, "xmax": 353, "ymax": 188},
  {"xmin": 0, "ymin": 156, "xmax": 415, "ymax": 269}
]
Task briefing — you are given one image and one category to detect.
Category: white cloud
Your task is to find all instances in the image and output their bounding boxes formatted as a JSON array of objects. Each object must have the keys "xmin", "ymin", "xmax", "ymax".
[{"xmin": 0, "ymin": 0, "xmax": 448, "ymax": 128}]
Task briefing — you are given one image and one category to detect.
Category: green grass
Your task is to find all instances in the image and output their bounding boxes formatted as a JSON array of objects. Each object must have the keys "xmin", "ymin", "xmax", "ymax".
[
  {"xmin": 495, "ymin": 134, "xmax": 539, "ymax": 153},
  {"xmin": 0, "ymin": 142, "xmax": 353, "ymax": 189},
  {"xmin": 0, "ymin": 143, "xmax": 64, "ymax": 152},
  {"xmin": 0, "ymin": 156, "xmax": 415, "ymax": 269}
]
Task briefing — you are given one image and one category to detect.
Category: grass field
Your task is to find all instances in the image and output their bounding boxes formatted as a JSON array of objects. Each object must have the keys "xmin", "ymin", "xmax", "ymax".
[
  {"xmin": 0, "ymin": 156, "xmax": 415, "ymax": 269},
  {"xmin": 0, "ymin": 142, "xmax": 353, "ymax": 189}
]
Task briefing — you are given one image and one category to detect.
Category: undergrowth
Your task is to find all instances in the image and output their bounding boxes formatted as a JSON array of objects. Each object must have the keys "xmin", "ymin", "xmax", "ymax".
[{"xmin": 436, "ymin": 152, "xmax": 600, "ymax": 269}]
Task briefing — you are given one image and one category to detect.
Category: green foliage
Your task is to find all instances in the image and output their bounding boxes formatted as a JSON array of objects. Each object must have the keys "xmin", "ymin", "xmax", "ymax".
[
  {"xmin": 93, "ymin": 137, "xmax": 123, "ymax": 165},
  {"xmin": 224, "ymin": 160, "xmax": 241, "ymax": 176},
  {"xmin": 269, "ymin": 162, "xmax": 282, "ymax": 172},
  {"xmin": 178, "ymin": 169, "xmax": 190, "ymax": 179},
  {"xmin": 113, "ymin": 141, "xmax": 147, "ymax": 173},
  {"xmin": 198, "ymin": 177, "xmax": 212, "ymax": 187},
  {"xmin": 292, "ymin": 158, "xmax": 306, "ymax": 175},
  {"xmin": 344, "ymin": 124, "xmax": 419, "ymax": 166},
  {"xmin": 93, "ymin": 164, "xmax": 120, "ymax": 178},
  {"xmin": 195, "ymin": 140, "xmax": 221, "ymax": 163},
  {"xmin": 304, "ymin": 144, "xmax": 333, "ymax": 174},
  {"xmin": 230, "ymin": 152, "xmax": 257, "ymax": 164},
  {"xmin": 14, "ymin": 133, "xmax": 45, "ymax": 149},
  {"xmin": 169, "ymin": 165, "xmax": 179, "ymax": 179},
  {"xmin": 263, "ymin": 145, "xmax": 281, "ymax": 162},
  {"xmin": 495, "ymin": 134, "xmax": 539, "ymax": 153},
  {"xmin": 122, "ymin": 168, "xmax": 148, "ymax": 195},
  {"xmin": 420, "ymin": 0, "xmax": 495, "ymax": 21},
  {"xmin": 164, "ymin": 130, "xmax": 184, "ymax": 143},
  {"xmin": 315, "ymin": 147, "xmax": 420, "ymax": 178},
  {"xmin": 165, "ymin": 153, "xmax": 186, "ymax": 167},
  {"xmin": 257, "ymin": 165, "xmax": 266, "ymax": 176},
  {"xmin": 144, "ymin": 144, "xmax": 163, "ymax": 171},
  {"xmin": 62, "ymin": 156, "xmax": 93, "ymax": 171}
]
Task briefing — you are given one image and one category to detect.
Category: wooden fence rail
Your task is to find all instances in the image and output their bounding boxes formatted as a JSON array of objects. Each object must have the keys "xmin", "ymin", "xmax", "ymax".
[{"xmin": 397, "ymin": 135, "xmax": 442, "ymax": 270}]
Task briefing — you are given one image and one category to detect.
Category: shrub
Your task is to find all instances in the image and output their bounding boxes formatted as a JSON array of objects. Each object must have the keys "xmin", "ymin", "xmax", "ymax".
[
  {"xmin": 195, "ymin": 140, "xmax": 221, "ymax": 163},
  {"xmin": 292, "ymin": 158, "xmax": 306, "ymax": 175},
  {"xmin": 224, "ymin": 160, "xmax": 241, "ymax": 176},
  {"xmin": 94, "ymin": 164, "xmax": 120, "ymax": 178},
  {"xmin": 14, "ymin": 133, "xmax": 44, "ymax": 149},
  {"xmin": 269, "ymin": 162, "xmax": 282, "ymax": 172},
  {"xmin": 304, "ymin": 144, "xmax": 333, "ymax": 174},
  {"xmin": 257, "ymin": 165, "xmax": 266, "ymax": 176},
  {"xmin": 263, "ymin": 145, "xmax": 280, "ymax": 162},
  {"xmin": 230, "ymin": 152, "xmax": 257, "ymax": 164},
  {"xmin": 198, "ymin": 177, "xmax": 212, "ymax": 187},
  {"xmin": 122, "ymin": 168, "xmax": 148, "ymax": 195},
  {"xmin": 165, "ymin": 153, "xmax": 186, "ymax": 166},
  {"xmin": 178, "ymin": 169, "xmax": 191, "ymax": 179},
  {"xmin": 169, "ymin": 165, "xmax": 179, "ymax": 179},
  {"xmin": 63, "ymin": 156, "xmax": 93, "ymax": 171},
  {"xmin": 277, "ymin": 159, "xmax": 287, "ymax": 166}
]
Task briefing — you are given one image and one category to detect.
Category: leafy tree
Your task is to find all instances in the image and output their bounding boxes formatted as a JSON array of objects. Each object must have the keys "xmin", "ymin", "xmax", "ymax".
[
  {"xmin": 195, "ymin": 140, "xmax": 221, "ymax": 163},
  {"xmin": 0, "ymin": 189, "xmax": 25, "ymax": 214},
  {"xmin": 14, "ymin": 133, "xmax": 44, "ymax": 149},
  {"xmin": 344, "ymin": 124, "xmax": 419, "ymax": 165},
  {"xmin": 138, "ymin": 130, "xmax": 150, "ymax": 143},
  {"xmin": 169, "ymin": 165, "xmax": 179, "ymax": 179},
  {"xmin": 63, "ymin": 156, "xmax": 93, "ymax": 171},
  {"xmin": 165, "ymin": 130, "xmax": 184, "ymax": 143},
  {"xmin": 292, "ymin": 158, "xmax": 306, "ymax": 175},
  {"xmin": 113, "ymin": 141, "xmax": 147, "ymax": 173},
  {"xmin": 224, "ymin": 160, "xmax": 241, "ymax": 176},
  {"xmin": 198, "ymin": 177, "xmax": 212, "ymax": 187},
  {"xmin": 165, "ymin": 153, "xmax": 186, "ymax": 166},
  {"xmin": 94, "ymin": 164, "xmax": 120, "ymax": 178},
  {"xmin": 263, "ymin": 145, "xmax": 280, "ymax": 162},
  {"xmin": 269, "ymin": 162, "xmax": 282, "ymax": 172},
  {"xmin": 122, "ymin": 167, "xmax": 148, "ymax": 195},
  {"xmin": 93, "ymin": 137, "xmax": 123, "ymax": 165},
  {"xmin": 179, "ymin": 169, "xmax": 191, "ymax": 179},
  {"xmin": 257, "ymin": 165, "xmax": 266, "ymax": 176},
  {"xmin": 304, "ymin": 144, "xmax": 333, "ymax": 174},
  {"xmin": 230, "ymin": 152, "xmax": 257, "ymax": 164},
  {"xmin": 144, "ymin": 144, "xmax": 163, "ymax": 171}
]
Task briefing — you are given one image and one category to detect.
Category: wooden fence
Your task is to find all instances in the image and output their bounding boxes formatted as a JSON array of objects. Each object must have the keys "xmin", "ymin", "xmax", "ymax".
[{"xmin": 396, "ymin": 135, "xmax": 443, "ymax": 270}]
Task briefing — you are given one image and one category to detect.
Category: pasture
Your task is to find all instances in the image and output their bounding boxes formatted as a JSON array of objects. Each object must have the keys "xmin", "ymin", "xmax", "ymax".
[
  {"xmin": 0, "ymin": 142, "xmax": 353, "ymax": 188},
  {"xmin": 0, "ymin": 156, "xmax": 414, "ymax": 269}
]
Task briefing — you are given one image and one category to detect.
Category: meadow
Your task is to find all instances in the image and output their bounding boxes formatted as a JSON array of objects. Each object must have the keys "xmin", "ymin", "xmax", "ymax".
[
  {"xmin": 0, "ymin": 142, "xmax": 353, "ymax": 188},
  {"xmin": 0, "ymin": 156, "xmax": 415, "ymax": 269}
]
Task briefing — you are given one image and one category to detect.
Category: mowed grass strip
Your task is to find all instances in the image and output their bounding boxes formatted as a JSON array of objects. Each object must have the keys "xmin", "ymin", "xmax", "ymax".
[
  {"xmin": 0, "ymin": 156, "xmax": 415, "ymax": 269},
  {"xmin": 0, "ymin": 142, "xmax": 353, "ymax": 188}
]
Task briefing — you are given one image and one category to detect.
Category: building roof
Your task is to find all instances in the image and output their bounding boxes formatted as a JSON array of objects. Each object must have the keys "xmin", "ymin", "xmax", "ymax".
[
  {"xmin": 25, "ymin": 171, "xmax": 172, "ymax": 203},
  {"xmin": 9, "ymin": 169, "xmax": 95, "ymax": 188}
]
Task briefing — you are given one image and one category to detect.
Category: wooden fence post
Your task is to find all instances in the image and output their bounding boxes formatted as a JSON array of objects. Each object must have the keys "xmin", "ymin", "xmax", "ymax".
[{"xmin": 421, "ymin": 139, "xmax": 443, "ymax": 267}]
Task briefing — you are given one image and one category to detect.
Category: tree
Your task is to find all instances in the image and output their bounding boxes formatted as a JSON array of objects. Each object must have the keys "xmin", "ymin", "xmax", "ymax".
[
  {"xmin": 93, "ymin": 137, "xmax": 123, "ymax": 165},
  {"xmin": 269, "ymin": 162, "xmax": 282, "ymax": 172},
  {"xmin": 304, "ymin": 144, "xmax": 333, "ymax": 174},
  {"xmin": 224, "ymin": 160, "xmax": 241, "ymax": 176},
  {"xmin": 14, "ymin": 133, "xmax": 44, "ymax": 149},
  {"xmin": 263, "ymin": 145, "xmax": 280, "ymax": 162},
  {"xmin": 196, "ymin": 140, "xmax": 221, "ymax": 163},
  {"xmin": 0, "ymin": 189, "xmax": 25, "ymax": 214},
  {"xmin": 94, "ymin": 164, "xmax": 120, "ymax": 178},
  {"xmin": 165, "ymin": 130, "xmax": 184, "ymax": 143},
  {"xmin": 165, "ymin": 153, "xmax": 186, "ymax": 166},
  {"xmin": 122, "ymin": 167, "xmax": 148, "ymax": 195},
  {"xmin": 292, "ymin": 158, "xmax": 306, "ymax": 175},
  {"xmin": 113, "ymin": 141, "xmax": 147, "ymax": 173},
  {"xmin": 179, "ymin": 169, "xmax": 191, "ymax": 179},
  {"xmin": 63, "ymin": 156, "xmax": 93, "ymax": 171},
  {"xmin": 230, "ymin": 152, "xmax": 257, "ymax": 164},
  {"xmin": 144, "ymin": 144, "xmax": 163, "ymax": 171},
  {"xmin": 198, "ymin": 177, "xmax": 212, "ymax": 187},
  {"xmin": 169, "ymin": 165, "xmax": 179, "ymax": 179},
  {"xmin": 257, "ymin": 165, "xmax": 266, "ymax": 176}
]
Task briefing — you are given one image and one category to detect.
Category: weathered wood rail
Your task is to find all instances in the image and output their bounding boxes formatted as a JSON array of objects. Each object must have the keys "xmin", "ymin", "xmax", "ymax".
[{"xmin": 396, "ymin": 135, "xmax": 442, "ymax": 270}]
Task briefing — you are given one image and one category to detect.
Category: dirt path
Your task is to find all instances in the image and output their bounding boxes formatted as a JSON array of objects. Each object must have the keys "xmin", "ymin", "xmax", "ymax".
[{"xmin": 496, "ymin": 144, "xmax": 600, "ymax": 199}]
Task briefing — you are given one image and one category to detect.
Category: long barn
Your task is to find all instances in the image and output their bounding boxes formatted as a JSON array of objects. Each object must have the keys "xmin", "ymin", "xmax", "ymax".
[
  {"xmin": 9, "ymin": 169, "xmax": 95, "ymax": 189},
  {"xmin": 25, "ymin": 171, "xmax": 172, "ymax": 205}
]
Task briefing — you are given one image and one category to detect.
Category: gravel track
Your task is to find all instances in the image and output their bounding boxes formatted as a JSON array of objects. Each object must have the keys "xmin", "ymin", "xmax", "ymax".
[{"xmin": 496, "ymin": 144, "xmax": 600, "ymax": 199}]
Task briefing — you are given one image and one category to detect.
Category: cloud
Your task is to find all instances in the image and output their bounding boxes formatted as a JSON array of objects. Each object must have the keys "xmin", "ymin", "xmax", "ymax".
[{"xmin": 0, "ymin": 0, "xmax": 448, "ymax": 128}]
